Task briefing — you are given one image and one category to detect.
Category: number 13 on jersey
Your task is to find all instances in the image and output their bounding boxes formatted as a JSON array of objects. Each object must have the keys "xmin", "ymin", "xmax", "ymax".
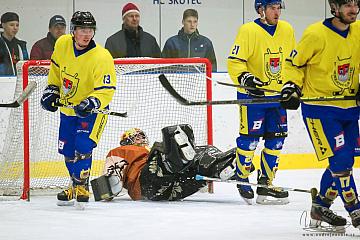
[{"xmin": 103, "ymin": 74, "xmax": 111, "ymax": 84}]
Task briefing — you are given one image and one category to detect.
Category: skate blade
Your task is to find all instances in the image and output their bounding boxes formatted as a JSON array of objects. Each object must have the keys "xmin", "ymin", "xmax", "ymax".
[
  {"xmin": 57, "ymin": 199, "xmax": 75, "ymax": 206},
  {"xmin": 74, "ymin": 201, "xmax": 88, "ymax": 210},
  {"xmin": 307, "ymin": 219, "xmax": 345, "ymax": 233},
  {"xmin": 256, "ymin": 195, "xmax": 289, "ymax": 205},
  {"xmin": 240, "ymin": 197, "xmax": 253, "ymax": 205}
]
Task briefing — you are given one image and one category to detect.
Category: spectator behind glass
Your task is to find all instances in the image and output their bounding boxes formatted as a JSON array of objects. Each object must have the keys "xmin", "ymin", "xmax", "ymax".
[
  {"xmin": 162, "ymin": 9, "xmax": 217, "ymax": 72},
  {"xmin": 0, "ymin": 12, "xmax": 28, "ymax": 76},
  {"xmin": 30, "ymin": 15, "xmax": 66, "ymax": 60},
  {"xmin": 105, "ymin": 2, "xmax": 161, "ymax": 58}
]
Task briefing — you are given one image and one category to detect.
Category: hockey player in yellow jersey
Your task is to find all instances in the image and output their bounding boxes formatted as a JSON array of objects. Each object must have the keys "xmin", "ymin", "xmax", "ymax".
[
  {"xmin": 227, "ymin": 0, "xmax": 295, "ymax": 205},
  {"xmin": 281, "ymin": 0, "xmax": 360, "ymax": 231},
  {"xmin": 40, "ymin": 11, "xmax": 116, "ymax": 206}
]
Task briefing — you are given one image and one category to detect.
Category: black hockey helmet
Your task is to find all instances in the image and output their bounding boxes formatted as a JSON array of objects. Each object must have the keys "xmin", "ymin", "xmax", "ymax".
[
  {"xmin": 328, "ymin": 0, "xmax": 360, "ymax": 10},
  {"xmin": 70, "ymin": 11, "xmax": 96, "ymax": 32},
  {"xmin": 328, "ymin": 0, "xmax": 360, "ymax": 19},
  {"xmin": 328, "ymin": 0, "xmax": 360, "ymax": 6}
]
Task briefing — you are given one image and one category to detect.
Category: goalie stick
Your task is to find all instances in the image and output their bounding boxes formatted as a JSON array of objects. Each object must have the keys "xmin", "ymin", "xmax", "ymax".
[
  {"xmin": 54, "ymin": 101, "xmax": 128, "ymax": 118},
  {"xmin": 195, "ymin": 175, "xmax": 315, "ymax": 194},
  {"xmin": 0, "ymin": 81, "xmax": 37, "ymax": 108},
  {"xmin": 159, "ymin": 74, "xmax": 357, "ymax": 106}
]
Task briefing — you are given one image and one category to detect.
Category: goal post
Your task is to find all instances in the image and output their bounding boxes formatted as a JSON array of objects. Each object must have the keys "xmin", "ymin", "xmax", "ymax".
[{"xmin": 0, "ymin": 58, "xmax": 213, "ymax": 200}]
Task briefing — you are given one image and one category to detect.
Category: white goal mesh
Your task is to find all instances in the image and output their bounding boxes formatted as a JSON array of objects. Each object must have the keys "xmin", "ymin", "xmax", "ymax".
[{"xmin": 0, "ymin": 58, "xmax": 213, "ymax": 199}]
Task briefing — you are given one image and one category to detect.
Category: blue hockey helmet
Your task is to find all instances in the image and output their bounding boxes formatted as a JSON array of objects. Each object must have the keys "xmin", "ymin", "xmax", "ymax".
[{"xmin": 254, "ymin": 0, "xmax": 285, "ymax": 13}]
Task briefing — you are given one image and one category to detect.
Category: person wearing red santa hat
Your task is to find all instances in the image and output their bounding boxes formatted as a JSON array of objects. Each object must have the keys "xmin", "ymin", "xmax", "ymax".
[{"xmin": 105, "ymin": 2, "xmax": 161, "ymax": 58}]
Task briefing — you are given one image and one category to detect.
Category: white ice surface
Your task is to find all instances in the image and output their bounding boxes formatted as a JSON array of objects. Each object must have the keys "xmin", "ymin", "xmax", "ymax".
[
  {"xmin": 1, "ymin": 169, "xmax": 360, "ymax": 240},
  {"xmin": 0, "ymin": 75, "xmax": 359, "ymax": 239}
]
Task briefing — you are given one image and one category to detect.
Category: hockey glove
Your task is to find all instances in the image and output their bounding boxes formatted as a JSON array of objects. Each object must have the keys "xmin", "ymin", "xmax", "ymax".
[
  {"xmin": 280, "ymin": 81, "xmax": 302, "ymax": 110},
  {"xmin": 40, "ymin": 85, "xmax": 60, "ymax": 112},
  {"xmin": 74, "ymin": 97, "xmax": 100, "ymax": 118},
  {"xmin": 238, "ymin": 72, "xmax": 265, "ymax": 97}
]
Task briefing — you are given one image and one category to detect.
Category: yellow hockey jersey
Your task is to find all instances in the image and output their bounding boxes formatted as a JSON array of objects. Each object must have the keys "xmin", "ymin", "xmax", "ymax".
[
  {"xmin": 283, "ymin": 19, "xmax": 360, "ymax": 109},
  {"xmin": 227, "ymin": 19, "xmax": 296, "ymax": 95},
  {"xmin": 48, "ymin": 34, "xmax": 116, "ymax": 116}
]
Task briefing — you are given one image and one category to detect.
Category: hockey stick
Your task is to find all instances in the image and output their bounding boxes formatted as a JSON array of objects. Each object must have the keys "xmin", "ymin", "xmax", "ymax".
[
  {"xmin": 0, "ymin": 81, "xmax": 37, "ymax": 108},
  {"xmin": 195, "ymin": 175, "xmax": 315, "ymax": 194},
  {"xmin": 191, "ymin": 65, "xmax": 279, "ymax": 94},
  {"xmin": 216, "ymin": 81, "xmax": 281, "ymax": 94},
  {"xmin": 159, "ymin": 74, "xmax": 357, "ymax": 106},
  {"xmin": 54, "ymin": 101, "xmax": 128, "ymax": 118},
  {"xmin": 159, "ymin": 74, "xmax": 277, "ymax": 105}
]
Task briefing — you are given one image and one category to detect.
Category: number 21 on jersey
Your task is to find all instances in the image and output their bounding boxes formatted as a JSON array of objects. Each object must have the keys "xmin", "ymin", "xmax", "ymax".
[{"xmin": 232, "ymin": 45, "xmax": 240, "ymax": 55}]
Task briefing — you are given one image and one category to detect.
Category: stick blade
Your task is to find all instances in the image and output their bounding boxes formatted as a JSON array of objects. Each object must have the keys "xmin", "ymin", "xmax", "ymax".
[
  {"xmin": 0, "ymin": 81, "xmax": 37, "ymax": 108},
  {"xmin": 109, "ymin": 111, "xmax": 128, "ymax": 118},
  {"xmin": 159, "ymin": 74, "xmax": 191, "ymax": 105}
]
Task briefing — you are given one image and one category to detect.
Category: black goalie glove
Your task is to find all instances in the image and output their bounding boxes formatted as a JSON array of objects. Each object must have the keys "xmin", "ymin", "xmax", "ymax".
[
  {"xmin": 280, "ymin": 81, "xmax": 302, "ymax": 110},
  {"xmin": 238, "ymin": 72, "xmax": 265, "ymax": 97}
]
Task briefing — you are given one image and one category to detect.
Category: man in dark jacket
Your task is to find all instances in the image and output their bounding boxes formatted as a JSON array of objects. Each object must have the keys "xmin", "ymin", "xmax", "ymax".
[
  {"xmin": 30, "ymin": 15, "xmax": 66, "ymax": 60},
  {"xmin": 0, "ymin": 12, "xmax": 28, "ymax": 76},
  {"xmin": 105, "ymin": 2, "xmax": 160, "ymax": 58},
  {"xmin": 162, "ymin": 9, "xmax": 217, "ymax": 72}
]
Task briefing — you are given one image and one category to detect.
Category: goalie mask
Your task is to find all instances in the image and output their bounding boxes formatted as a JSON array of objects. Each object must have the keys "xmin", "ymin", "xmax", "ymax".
[{"xmin": 120, "ymin": 128, "xmax": 149, "ymax": 147}]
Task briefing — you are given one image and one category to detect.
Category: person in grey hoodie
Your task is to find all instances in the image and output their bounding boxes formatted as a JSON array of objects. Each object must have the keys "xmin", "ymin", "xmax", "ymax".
[
  {"xmin": 162, "ymin": 9, "xmax": 217, "ymax": 72},
  {"xmin": 105, "ymin": 2, "xmax": 160, "ymax": 58}
]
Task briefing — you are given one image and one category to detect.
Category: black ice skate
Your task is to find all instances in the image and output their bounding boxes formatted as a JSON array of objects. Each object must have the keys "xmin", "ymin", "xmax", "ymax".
[
  {"xmin": 309, "ymin": 189, "xmax": 347, "ymax": 233},
  {"xmin": 309, "ymin": 202, "xmax": 347, "ymax": 232},
  {"xmin": 350, "ymin": 209, "xmax": 360, "ymax": 229},
  {"xmin": 57, "ymin": 186, "xmax": 75, "ymax": 206},
  {"xmin": 236, "ymin": 178, "xmax": 254, "ymax": 205},
  {"xmin": 256, "ymin": 172, "xmax": 289, "ymax": 205}
]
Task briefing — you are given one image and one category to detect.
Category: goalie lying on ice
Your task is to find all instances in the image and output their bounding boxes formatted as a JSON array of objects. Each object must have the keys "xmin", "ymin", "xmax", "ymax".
[{"xmin": 91, "ymin": 124, "xmax": 236, "ymax": 201}]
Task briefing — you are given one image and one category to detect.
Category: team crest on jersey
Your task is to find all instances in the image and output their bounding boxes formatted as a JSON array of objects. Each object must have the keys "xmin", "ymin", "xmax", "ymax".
[
  {"xmin": 331, "ymin": 57, "xmax": 355, "ymax": 95},
  {"xmin": 61, "ymin": 67, "xmax": 80, "ymax": 100},
  {"xmin": 264, "ymin": 48, "xmax": 283, "ymax": 85}
]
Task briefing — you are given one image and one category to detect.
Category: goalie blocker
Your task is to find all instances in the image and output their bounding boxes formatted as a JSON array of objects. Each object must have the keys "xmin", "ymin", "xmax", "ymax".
[{"xmin": 91, "ymin": 124, "xmax": 237, "ymax": 201}]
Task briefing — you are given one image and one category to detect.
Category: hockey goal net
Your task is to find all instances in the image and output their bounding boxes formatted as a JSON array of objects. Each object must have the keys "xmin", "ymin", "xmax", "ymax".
[{"xmin": 0, "ymin": 58, "xmax": 213, "ymax": 200}]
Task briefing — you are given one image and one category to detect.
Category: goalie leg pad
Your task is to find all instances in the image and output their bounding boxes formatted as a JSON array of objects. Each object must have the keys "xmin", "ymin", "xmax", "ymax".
[
  {"xmin": 91, "ymin": 175, "xmax": 123, "ymax": 201},
  {"xmin": 161, "ymin": 124, "xmax": 196, "ymax": 173},
  {"xmin": 173, "ymin": 125, "xmax": 196, "ymax": 161},
  {"xmin": 196, "ymin": 146, "xmax": 237, "ymax": 180}
]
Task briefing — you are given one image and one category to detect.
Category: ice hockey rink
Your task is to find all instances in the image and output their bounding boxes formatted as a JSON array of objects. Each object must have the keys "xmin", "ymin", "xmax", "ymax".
[
  {"xmin": 0, "ymin": 76, "xmax": 360, "ymax": 240},
  {"xmin": 1, "ymin": 169, "xmax": 360, "ymax": 240}
]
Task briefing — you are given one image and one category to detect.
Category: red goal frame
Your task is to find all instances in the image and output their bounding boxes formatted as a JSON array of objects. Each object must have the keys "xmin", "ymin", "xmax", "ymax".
[{"xmin": 20, "ymin": 58, "xmax": 213, "ymax": 200}]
